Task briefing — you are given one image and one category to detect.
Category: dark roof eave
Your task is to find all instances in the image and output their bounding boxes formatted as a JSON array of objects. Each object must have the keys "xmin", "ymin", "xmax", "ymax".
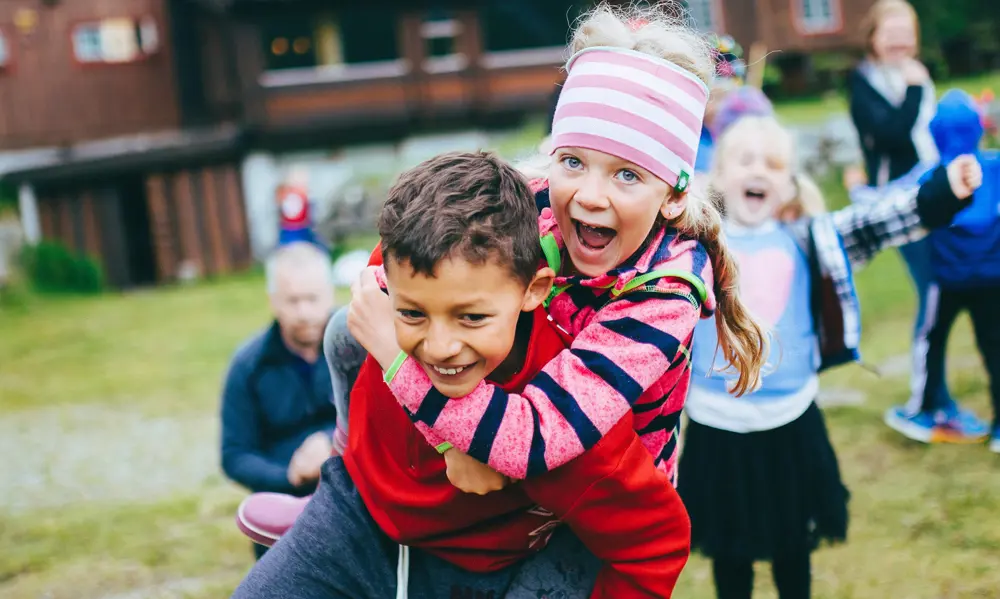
[
  {"xmin": 196, "ymin": 0, "xmax": 481, "ymax": 12},
  {"xmin": 1, "ymin": 127, "xmax": 248, "ymax": 187}
]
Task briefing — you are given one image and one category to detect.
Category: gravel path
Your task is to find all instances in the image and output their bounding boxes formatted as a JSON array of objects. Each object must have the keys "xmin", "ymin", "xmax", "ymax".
[{"xmin": 0, "ymin": 405, "xmax": 219, "ymax": 513}]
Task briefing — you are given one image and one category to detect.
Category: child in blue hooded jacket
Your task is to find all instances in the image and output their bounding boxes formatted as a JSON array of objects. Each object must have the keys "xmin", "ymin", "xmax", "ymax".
[
  {"xmin": 856, "ymin": 89, "xmax": 1000, "ymax": 451},
  {"xmin": 920, "ymin": 90, "xmax": 1000, "ymax": 452}
]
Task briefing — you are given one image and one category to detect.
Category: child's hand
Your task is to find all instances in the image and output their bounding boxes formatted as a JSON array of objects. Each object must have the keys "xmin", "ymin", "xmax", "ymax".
[
  {"xmin": 947, "ymin": 155, "xmax": 984, "ymax": 200},
  {"xmin": 443, "ymin": 449, "xmax": 511, "ymax": 495},
  {"xmin": 347, "ymin": 266, "xmax": 400, "ymax": 370},
  {"xmin": 842, "ymin": 165, "xmax": 867, "ymax": 191},
  {"xmin": 287, "ymin": 432, "xmax": 333, "ymax": 486},
  {"xmin": 900, "ymin": 58, "xmax": 929, "ymax": 86}
]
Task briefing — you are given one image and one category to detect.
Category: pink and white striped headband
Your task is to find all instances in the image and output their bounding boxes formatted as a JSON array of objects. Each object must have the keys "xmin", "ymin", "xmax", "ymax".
[{"xmin": 550, "ymin": 47, "xmax": 710, "ymax": 192}]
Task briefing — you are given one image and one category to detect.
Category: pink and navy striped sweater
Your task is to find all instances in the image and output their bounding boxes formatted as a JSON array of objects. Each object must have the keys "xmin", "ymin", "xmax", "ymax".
[{"xmin": 386, "ymin": 182, "xmax": 717, "ymax": 484}]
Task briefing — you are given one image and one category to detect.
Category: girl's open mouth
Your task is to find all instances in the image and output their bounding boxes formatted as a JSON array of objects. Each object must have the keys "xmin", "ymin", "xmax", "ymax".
[
  {"xmin": 574, "ymin": 219, "xmax": 617, "ymax": 250},
  {"xmin": 743, "ymin": 188, "xmax": 768, "ymax": 209}
]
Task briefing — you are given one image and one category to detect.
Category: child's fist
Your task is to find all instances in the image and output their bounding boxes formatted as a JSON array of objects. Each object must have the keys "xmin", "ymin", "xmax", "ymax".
[
  {"xmin": 947, "ymin": 155, "xmax": 983, "ymax": 200},
  {"xmin": 443, "ymin": 448, "xmax": 511, "ymax": 495}
]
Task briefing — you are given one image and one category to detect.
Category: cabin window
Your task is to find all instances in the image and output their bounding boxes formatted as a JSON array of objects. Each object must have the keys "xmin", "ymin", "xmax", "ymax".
[
  {"xmin": 262, "ymin": 8, "xmax": 398, "ymax": 72},
  {"xmin": 71, "ymin": 17, "xmax": 159, "ymax": 64},
  {"xmin": 0, "ymin": 29, "xmax": 10, "ymax": 70},
  {"xmin": 482, "ymin": 1, "xmax": 584, "ymax": 52},
  {"xmin": 684, "ymin": 0, "xmax": 721, "ymax": 32},
  {"xmin": 796, "ymin": 0, "xmax": 841, "ymax": 33}
]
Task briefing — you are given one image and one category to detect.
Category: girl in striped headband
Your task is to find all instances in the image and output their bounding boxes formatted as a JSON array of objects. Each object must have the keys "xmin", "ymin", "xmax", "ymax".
[{"xmin": 372, "ymin": 3, "xmax": 769, "ymax": 498}]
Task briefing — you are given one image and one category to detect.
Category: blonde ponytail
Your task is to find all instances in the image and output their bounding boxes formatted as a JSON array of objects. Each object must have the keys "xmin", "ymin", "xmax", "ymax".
[{"xmin": 782, "ymin": 173, "xmax": 827, "ymax": 220}]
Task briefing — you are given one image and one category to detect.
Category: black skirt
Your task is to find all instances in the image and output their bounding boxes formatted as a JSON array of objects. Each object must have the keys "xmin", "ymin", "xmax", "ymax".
[{"xmin": 677, "ymin": 401, "xmax": 849, "ymax": 561}]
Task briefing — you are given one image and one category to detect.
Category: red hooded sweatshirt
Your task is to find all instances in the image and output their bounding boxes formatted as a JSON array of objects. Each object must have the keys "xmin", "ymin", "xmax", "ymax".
[{"xmin": 342, "ymin": 246, "xmax": 691, "ymax": 598}]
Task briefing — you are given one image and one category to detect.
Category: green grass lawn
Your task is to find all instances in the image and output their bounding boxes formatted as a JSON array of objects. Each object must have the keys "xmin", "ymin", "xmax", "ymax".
[
  {"xmin": 773, "ymin": 71, "xmax": 1000, "ymax": 125},
  {"xmin": 2, "ymin": 185, "xmax": 1000, "ymax": 598}
]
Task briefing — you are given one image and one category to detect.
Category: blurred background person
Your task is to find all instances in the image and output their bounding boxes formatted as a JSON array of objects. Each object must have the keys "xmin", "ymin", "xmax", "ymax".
[
  {"xmin": 847, "ymin": 0, "xmax": 990, "ymax": 444},
  {"xmin": 220, "ymin": 241, "xmax": 337, "ymax": 560}
]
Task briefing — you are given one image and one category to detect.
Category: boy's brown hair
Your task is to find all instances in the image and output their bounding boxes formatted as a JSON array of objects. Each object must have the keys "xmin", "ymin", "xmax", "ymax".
[{"xmin": 379, "ymin": 151, "xmax": 542, "ymax": 286}]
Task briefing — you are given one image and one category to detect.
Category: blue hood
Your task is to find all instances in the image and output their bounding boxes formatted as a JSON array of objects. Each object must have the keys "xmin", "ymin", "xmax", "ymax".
[
  {"xmin": 925, "ymin": 89, "xmax": 1000, "ymax": 288},
  {"xmin": 929, "ymin": 89, "xmax": 984, "ymax": 165},
  {"xmin": 923, "ymin": 89, "xmax": 995, "ymax": 236}
]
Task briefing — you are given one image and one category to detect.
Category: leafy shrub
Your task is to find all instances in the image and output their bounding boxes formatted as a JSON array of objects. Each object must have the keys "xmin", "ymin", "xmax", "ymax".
[{"xmin": 20, "ymin": 241, "xmax": 103, "ymax": 294}]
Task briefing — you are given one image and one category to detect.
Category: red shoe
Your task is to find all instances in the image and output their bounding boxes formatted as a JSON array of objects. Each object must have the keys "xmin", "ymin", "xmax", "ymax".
[{"xmin": 236, "ymin": 493, "xmax": 311, "ymax": 547}]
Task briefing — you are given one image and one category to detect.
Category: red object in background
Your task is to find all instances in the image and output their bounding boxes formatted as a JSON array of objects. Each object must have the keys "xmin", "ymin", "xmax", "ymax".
[
  {"xmin": 277, "ymin": 184, "xmax": 310, "ymax": 231},
  {"xmin": 626, "ymin": 17, "xmax": 649, "ymax": 31},
  {"xmin": 974, "ymin": 90, "xmax": 998, "ymax": 146}
]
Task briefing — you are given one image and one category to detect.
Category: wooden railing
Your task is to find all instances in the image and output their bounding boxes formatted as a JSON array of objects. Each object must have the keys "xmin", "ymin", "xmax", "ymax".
[{"xmin": 256, "ymin": 47, "xmax": 564, "ymax": 129}]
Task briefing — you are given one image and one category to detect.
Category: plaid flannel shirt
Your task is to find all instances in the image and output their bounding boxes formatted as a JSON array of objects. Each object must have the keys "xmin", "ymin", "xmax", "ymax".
[{"xmin": 787, "ymin": 183, "xmax": 928, "ymax": 370}]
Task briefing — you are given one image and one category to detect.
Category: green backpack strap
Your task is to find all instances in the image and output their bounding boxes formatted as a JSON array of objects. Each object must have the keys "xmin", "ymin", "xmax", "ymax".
[
  {"xmin": 540, "ymin": 233, "xmax": 569, "ymax": 309},
  {"xmin": 539, "ymin": 231, "xmax": 708, "ymax": 310},
  {"xmin": 612, "ymin": 269, "xmax": 708, "ymax": 307},
  {"xmin": 540, "ymin": 233, "xmax": 561, "ymax": 273}
]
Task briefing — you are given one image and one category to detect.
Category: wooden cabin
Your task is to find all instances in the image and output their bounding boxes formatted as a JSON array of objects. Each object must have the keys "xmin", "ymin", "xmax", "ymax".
[
  {"xmin": 687, "ymin": 0, "xmax": 875, "ymax": 52},
  {"xmin": 686, "ymin": 0, "xmax": 876, "ymax": 91},
  {"xmin": 1, "ymin": 0, "xmax": 879, "ymax": 289},
  {"xmin": 2, "ymin": 0, "xmax": 584, "ymax": 288},
  {"xmin": 0, "ymin": 0, "xmax": 251, "ymax": 288},
  {"xmin": 209, "ymin": 0, "xmax": 580, "ymax": 149}
]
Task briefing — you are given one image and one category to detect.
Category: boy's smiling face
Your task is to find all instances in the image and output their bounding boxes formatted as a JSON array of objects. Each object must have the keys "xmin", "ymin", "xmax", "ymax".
[{"xmin": 385, "ymin": 254, "xmax": 553, "ymax": 398}]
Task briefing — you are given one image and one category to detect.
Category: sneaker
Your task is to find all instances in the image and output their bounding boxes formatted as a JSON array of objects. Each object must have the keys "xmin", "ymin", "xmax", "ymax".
[
  {"xmin": 236, "ymin": 493, "xmax": 311, "ymax": 548},
  {"xmin": 884, "ymin": 406, "xmax": 937, "ymax": 443},
  {"xmin": 884, "ymin": 405, "xmax": 989, "ymax": 444},
  {"xmin": 990, "ymin": 429, "xmax": 1000, "ymax": 454},
  {"xmin": 938, "ymin": 405, "xmax": 991, "ymax": 443}
]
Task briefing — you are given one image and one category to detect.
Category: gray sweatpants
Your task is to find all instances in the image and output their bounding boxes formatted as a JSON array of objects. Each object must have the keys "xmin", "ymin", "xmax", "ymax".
[{"xmin": 231, "ymin": 457, "xmax": 598, "ymax": 598}]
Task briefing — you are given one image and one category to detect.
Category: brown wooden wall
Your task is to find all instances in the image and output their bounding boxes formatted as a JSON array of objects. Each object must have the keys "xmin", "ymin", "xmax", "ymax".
[
  {"xmin": 718, "ymin": 0, "xmax": 761, "ymax": 57},
  {"xmin": 144, "ymin": 165, "xmax": 252, "ymax": 285},
  {"xmin": 742, "ymin": 0, "xmax": 872, "ymax": 54},
  {"xmin": 0, "ymin": 0, "xmax": 181, "ymax": 151},
  {"xmin": 36, "ymin": 163, "xmax": 251, "ymax": 289},
  {"xmin": 195, "ymin": 13, "xmax": 242, "ymax": 124}
]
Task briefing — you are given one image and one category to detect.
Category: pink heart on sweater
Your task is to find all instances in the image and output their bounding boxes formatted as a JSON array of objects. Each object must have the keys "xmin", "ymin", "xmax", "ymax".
[{"xmin": 734, "ymin": 248, "xmax": 795, "ymax": 327}]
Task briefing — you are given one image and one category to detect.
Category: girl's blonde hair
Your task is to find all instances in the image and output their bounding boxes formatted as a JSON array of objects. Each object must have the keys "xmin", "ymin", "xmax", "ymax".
[
  {"xmin": 862, "ymin": 0, "xmax": 921, "ymax": 57},
  {"xmin": 711, "ymin": 115, "xmax": 827, "ymax": 220},
  {"xmin": 533, "ymin": 2, "xmax": 768, "ymax": 396}
]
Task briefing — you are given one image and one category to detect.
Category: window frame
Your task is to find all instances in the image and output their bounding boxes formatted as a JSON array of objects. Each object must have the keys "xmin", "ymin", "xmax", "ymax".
[
  {"xmin": 68, "ymin": 15, "xmax": 161, "ymax": 67},
  {"xmin": 0, "ymin": 25, "xmax": 15, "ymax": 73},
  {"xmin": 791, "ymin": 0, "xmax": 843, "ymax": 36}
]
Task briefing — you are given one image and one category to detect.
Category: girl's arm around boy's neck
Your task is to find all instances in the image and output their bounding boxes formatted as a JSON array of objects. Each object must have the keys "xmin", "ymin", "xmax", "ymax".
[{"xmin": 386, "ymin": 284, "xmax": 702, "ymax": 479}]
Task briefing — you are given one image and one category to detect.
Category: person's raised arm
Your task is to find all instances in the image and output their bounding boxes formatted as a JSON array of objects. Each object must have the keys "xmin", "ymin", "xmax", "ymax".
[{"xmin": 832, "ymin": 157, "xmax": 980, "ymax": 269}]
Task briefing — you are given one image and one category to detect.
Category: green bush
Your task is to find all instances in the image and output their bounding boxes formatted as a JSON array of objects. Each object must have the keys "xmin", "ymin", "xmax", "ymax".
[
  {"xmin": 0, "ymin": 181, "xmax": 17, "ymax": 213},
  {"xmin": 20, "ymin": 241, "xmax": 103, "ymax": 294}
]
